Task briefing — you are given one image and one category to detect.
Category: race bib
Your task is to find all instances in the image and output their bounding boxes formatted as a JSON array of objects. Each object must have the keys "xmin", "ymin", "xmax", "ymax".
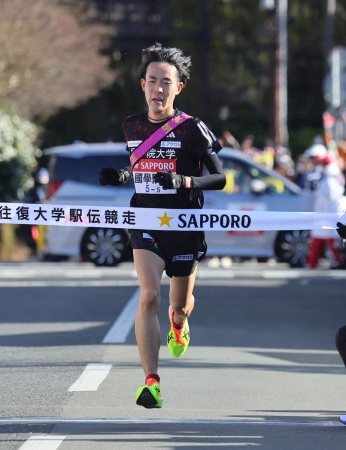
[{"xmin": 133, "ymin": 158, "xmax": 177, "ymax": 194}]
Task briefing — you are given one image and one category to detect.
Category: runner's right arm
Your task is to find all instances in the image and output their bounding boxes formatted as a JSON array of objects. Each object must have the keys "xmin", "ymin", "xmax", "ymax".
[{"xmin": 99, "ymin": 166, "xmax": 132, "ymax": 186}]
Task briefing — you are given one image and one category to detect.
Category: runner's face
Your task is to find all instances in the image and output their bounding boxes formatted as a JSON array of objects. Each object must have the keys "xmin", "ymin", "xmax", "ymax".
[{"xmin": 141, "ymin": 62, "xmax": 184, "ymax": 119}]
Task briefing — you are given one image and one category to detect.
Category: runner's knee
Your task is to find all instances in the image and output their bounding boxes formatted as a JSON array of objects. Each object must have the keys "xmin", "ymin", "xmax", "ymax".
[{"xmin": 139, "ymin": 288, "xmax": 161, "ymax": 313}]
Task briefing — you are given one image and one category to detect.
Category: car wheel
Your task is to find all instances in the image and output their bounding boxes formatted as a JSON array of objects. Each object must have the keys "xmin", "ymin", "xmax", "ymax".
[
  {"xmin": 81, "ymin": 228, "xmax": 128, "ymax": 267},
  {"xmin": 274, "ymin": 230, "xmax": 310, "ymax": 268}
]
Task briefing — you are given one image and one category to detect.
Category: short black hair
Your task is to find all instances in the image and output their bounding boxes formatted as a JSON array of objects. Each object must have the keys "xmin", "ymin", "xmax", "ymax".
[{"xmin": 139, "ymin": 42, "xmax": 191, "ymax": 85}]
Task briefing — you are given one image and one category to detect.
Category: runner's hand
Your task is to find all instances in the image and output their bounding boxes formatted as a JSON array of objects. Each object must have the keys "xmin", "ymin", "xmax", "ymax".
[
  {"xmin": 99, "ymin": 168, "xmax": 122, "ymax": 186},
  {"xmin": 153, "ymin": 172, "xmax": 186, "ymax": 190},
  {"xmin": 337, "ymin": 222, "xmax": 346, "ymax": 239}
]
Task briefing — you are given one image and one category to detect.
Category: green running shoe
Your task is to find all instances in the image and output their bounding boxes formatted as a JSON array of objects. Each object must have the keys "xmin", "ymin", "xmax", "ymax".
[
  {"xmin": 167, "ymin": 307, "xmax": 190, "ymax": 357},
  {"xmin": 136, "ymin": 381, "xmax": 162, "ymax": 409}
]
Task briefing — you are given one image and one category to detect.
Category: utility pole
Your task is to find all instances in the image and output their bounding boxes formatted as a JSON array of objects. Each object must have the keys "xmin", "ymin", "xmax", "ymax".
[
  {"xmin": 261, "ymin": 0, "xmax": 288, "ymax": 146},
  {"xmin": 201, "ymin": 0, "xmax": 210, "ymax": 123},
  {"xmin": 274, "ymin": 0, "xmax": 288, "ymax": 146},
  {"xmin": 323, "ymin": 0, "xmax": 346, "ymax": 143},
  {"xmin": 326, "ymin": 0, "xmax": 336, "ymax": 60},
  {"xmin": 329, "ymin": 46, "xmax": 346, "ymax": 142}
]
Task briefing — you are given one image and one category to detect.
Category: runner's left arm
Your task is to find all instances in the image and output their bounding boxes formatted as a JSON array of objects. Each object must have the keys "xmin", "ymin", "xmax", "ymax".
[
  {"xmin": 153, "ymin": 149, "xmax": 226, "ymax": 191},
  {"xmin": 190, "ymin": 148, "xmax": 226, "ymax": 190}
]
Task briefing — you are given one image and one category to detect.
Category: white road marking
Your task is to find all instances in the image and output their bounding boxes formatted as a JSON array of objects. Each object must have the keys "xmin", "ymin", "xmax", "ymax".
[
  {"xmin": 18, "ymin": 435, "xmax": 66, "ymax": 450},
  {"xmin": 0, "ymin": 322, "xmax": 105, "ymax": 336},
  {"xmin": 68, "ymin": 363, "xmax": 112, "ymax": 392},
  {"xmin": 0, "ymin": 267, "xmax": 343, "ymax": 287},
  {"xmin": 2, "ymin": 417, "xmax": 342, "ymax": 428},
  {"xmin": 0, "ymin": 280, "xmax": 140, "ymax": 287},
  {"xmin": 102, "ymin": 287, "xmax": 140, "ymax": 343},
  {"xmin": 262, "ymin": 270, "xmax": 300, "ymax": 279}
]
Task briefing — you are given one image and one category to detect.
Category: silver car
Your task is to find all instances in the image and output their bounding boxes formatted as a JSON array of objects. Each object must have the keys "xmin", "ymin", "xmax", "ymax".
[{"xmin": 43, "ymin": 142, "xmax": 324, "ymax": 267}]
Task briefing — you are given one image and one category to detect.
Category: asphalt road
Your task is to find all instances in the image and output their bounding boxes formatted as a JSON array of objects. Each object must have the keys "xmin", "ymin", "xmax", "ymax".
[{"xmin": 0, "ymin": 260, "xmax": 346, "ymax": 449}]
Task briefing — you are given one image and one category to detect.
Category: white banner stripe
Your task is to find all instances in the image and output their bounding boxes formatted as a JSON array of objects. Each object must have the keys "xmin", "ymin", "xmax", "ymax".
[
  {"xmin": 68, "ymin": 363, "xmax": 112, "ymax": 392},
  {"xmin": 18, "ymin": 436, "xmax": 66, "ymax": 450},
  {"xmin": 102, "ymin": 287, "xmax": 140, "ymax": 343},
  {"xmin": 0, "ymin": 202, "xmax": 344, "ymax": 231}
]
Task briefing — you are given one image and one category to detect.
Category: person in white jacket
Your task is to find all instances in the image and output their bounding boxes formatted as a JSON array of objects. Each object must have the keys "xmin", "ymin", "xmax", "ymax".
[{"xmin": 306, "ymin": 145, "xmax": 345, "ymax": 268}]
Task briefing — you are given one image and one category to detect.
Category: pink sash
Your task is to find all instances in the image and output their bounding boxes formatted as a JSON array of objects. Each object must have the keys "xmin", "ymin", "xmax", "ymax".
[{"xmin": 129, "ymin": 113, "xmax": 191, "ymax": 168}]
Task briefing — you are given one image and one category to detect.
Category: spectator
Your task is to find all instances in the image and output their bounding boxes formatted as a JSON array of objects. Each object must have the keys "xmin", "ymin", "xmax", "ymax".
[
  {"xmin": 15, "ymin": 168, "xmax": 49, "ymax": 257},
  {"xmin": 253, "ymin": 138, "xmax": 275, "ymax": 170},
  {"xmin": 305, "ymin": 145, "xmax": 345, "ymax": 269},
  {"xmin": 218, "ymin": 130, "xmax": 241, "ymax": 149},
  {"xmin": 240, "ymin": 135, "xmax": 255, "ymax": 156},
  {"xmin": 274, "ymin": 145, "xmax": 295, "ymax": 180},
  {"xmin": 337, "ymin": 136, "xmax": 346, "ymax": 173},
  {"xmin": 294, "ymin": 154, "xmax": 314, "ymax": 189}
]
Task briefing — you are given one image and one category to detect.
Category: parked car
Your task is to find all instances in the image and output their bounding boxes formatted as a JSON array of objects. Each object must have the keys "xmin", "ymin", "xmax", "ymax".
[
  {"xmin": 42, "ymin": 142, "xmax": 343, "ymax": 267},
  {"xmin": 43, "ymin": 142, "xmax": 133, "ymax": 266},
  {"xmin": 203, "ymin": 151, "xmax": 315, "ymax": 267}
]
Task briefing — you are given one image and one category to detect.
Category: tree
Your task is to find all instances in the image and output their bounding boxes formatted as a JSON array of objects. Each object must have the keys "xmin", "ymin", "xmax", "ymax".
[
  {"xmin": 0, "ymin": 0, "xmax": 115, "ymax": 119},
  {"xmin": 167, "ymin": 0, "xmax": 339, "ymax": 153},
  {"xmin": 39, "ymin": 0, "xmax": 346, "ymax": 156},
  {"xmin": 0, "ymin": 111, "xmax": 40, "ymax": 201},
  {"xmin": 167, "ymin": 0, "xmax": 270, "ymax": 140}
]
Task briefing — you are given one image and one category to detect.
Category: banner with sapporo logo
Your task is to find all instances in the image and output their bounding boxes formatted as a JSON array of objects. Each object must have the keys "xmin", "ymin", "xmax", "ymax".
[{"xmin": 0, "ymin": 202, "xmax": 343, "ymax": 231}]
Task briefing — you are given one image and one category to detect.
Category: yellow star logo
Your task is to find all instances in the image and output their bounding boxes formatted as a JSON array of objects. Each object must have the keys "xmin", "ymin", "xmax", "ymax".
[{"xmin": 157, "ymin": 211, "xmax": 174, "ymax": 227}]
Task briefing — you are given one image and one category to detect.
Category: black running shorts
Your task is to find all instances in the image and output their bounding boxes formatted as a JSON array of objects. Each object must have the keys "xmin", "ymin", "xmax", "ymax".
[{"xmin": 128, "ymin": 229, "xmax": 207, "ymax": 278}]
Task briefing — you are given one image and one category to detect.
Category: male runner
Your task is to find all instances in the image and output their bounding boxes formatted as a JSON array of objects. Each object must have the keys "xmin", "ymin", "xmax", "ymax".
[{"xmin": 99, "ymin": 42, "xmax": 226, "ymax": 408}]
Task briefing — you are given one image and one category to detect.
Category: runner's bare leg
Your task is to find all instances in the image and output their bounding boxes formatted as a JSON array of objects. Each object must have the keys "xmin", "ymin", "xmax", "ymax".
[
  {"xmin": 133, "ymin": 249, "xmax": 165, "ymax": 376},
  {"xmin": 169, "ymin": 268, "xmax": 197, "ymax": 325}
]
